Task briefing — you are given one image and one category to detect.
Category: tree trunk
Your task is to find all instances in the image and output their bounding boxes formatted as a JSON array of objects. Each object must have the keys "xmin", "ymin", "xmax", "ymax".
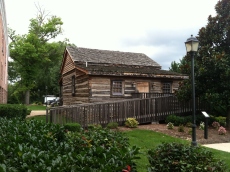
[
  {"xmin": 25, "ymin": 90, "xmax": 30, "ymax": 105},
  {"xmin": 226, "ymin": 108, "xmax": 230, "ymax": 130}
]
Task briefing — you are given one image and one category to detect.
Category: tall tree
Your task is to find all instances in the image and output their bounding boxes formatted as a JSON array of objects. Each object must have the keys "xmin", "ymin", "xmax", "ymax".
[
  {"xmin": 177, "ymin": 0, "xmax": 230, "ymax": 129},
  {"xmin": 8, "ymin": 7, "xmax": 65, "ymax": 104},
  {"xmin": 169, "ymin": 61, "xmax": 181, "ymax": 73},
  {"xmin": 169, "ymin": 58, "xmax": 188, "ymax": 73}
]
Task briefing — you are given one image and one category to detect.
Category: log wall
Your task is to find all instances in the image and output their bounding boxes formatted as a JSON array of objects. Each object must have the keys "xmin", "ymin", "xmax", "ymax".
[
  {"xmin": 62, "ymin": 55, "xmax": 89, "ymax": 105},
  {"xmin": 88, "ymin": 77, "xmax": 182, "ymax": 103}
]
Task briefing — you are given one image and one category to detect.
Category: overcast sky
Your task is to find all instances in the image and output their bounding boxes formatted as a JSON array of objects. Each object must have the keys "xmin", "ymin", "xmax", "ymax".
[{"xmin": 5, "ymin": 0, "xmax": 218, "ymax": 70}]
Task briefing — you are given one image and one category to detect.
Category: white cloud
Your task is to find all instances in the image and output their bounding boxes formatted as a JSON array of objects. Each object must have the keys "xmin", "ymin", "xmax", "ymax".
[{"xmin": 5, "ymin": 0, "xmax": 218, "ymax": 69}]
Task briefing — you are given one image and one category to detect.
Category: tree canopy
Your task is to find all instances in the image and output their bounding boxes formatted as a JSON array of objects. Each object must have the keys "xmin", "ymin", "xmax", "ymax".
[
  {"xmin": 8, "ymin": 7, "xmax": 70, "ymax": 104},
  {"xmin": 176, "ymin": 0, "xmax": 230, "ymax": 128}
]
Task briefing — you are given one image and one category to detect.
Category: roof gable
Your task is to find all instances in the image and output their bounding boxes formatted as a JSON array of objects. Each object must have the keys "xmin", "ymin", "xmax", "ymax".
[{"xmin": 66, "ymin": 46, "xmax": 161, "ymax": 68}]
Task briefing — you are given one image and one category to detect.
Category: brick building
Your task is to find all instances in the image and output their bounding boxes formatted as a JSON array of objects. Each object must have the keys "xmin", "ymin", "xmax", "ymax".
[{"xmin": 0, "ymin": 0, "xmax": 8, "ymax": 104}]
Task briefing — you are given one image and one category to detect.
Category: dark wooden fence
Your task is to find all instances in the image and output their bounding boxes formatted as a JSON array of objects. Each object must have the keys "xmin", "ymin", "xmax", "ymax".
[
  {"xmin": 155, "ymin": 96, "xmax": 210, "ymax": 121},
  {"xmin": 48, "ymin": 94, "xmax": 209, "ymax": 128}
]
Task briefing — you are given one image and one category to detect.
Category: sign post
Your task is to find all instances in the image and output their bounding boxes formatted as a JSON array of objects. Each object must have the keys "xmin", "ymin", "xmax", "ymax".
[{"xmin": 202, "ymin": 111, "xmax": 210, "ymax": 139}]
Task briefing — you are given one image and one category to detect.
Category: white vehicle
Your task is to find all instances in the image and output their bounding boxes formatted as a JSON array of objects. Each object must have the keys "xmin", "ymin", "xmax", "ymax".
[{"xmin": 44, "ymin": 95, "xmax": 59, "ymax": 105}]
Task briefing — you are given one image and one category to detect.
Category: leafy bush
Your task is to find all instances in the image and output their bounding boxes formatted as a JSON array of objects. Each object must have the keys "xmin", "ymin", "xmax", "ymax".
[
  {"xmin": 215, "ymin": 116, "xmax": 226, "ymax": 127},
  {"xmin": 183, "ymin": 115, "xmax": 193, "ymax": 125},
  {"xmin": 186, "ymin": 122, "xmax": 192, "ymax": 128},
  {"xmin": 0, "ymin": 104, "xmax": 28, "ymax": 119},
  {"xmin": 147, "ymin": 142, "xmax": 227, "ymax": 172},
  {"xmin": 125, "ymin": 118, "xmax": 139, "ymax": 128},
  {"xmin": 166, "ymin": 114, "xmax": 206, "ymax": 127},
  {"xmin": 64, "ymin": 122, "xmax": 82, "ymax": 132},
  {"xmin": 107, "ymin": 122, "xmax": 118, "ymax": 129},
  {"xmin": 0, "ymin": 118, "xmax": 139, "ymax": 171},
  {"xmin": 178, "ymin": 125, "xmax": 185, "ymax": 132}
]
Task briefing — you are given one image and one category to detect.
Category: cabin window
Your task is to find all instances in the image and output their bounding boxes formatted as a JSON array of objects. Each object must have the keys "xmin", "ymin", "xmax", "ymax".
[
  {"xmin": 162, "ymin": 83, "xmax": 171, "ymax": 93},
  {"xmin": 111, "ymin": 80, "xmax": 123, "ymax": 96},
  {"xmin": 72, "ymin": 75, "xmax": 75, "ymax": 95}
]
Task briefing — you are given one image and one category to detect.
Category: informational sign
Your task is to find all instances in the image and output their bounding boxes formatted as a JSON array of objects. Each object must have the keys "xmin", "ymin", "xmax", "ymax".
[{"xmin": 202, "ymin": 111, "xmax": 209, "ymax": 118}]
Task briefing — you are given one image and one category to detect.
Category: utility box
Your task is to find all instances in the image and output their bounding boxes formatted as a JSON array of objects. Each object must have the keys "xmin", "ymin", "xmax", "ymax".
[{"xmin": 202, "ymin": 111, "xmax": 210, "ymax": 139}]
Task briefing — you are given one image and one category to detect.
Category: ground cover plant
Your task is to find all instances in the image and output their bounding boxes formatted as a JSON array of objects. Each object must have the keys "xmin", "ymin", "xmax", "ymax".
[
  {"xmin": 27, "ymin": 115, "xmax": 47, "ymax": 122},
  {"xmin": 26, "ymin": 105, "xmax": 47, "ymax": 111},
  {"xmin": 0, "ymin": 118, "xmax": 139, "ymax": 171}
]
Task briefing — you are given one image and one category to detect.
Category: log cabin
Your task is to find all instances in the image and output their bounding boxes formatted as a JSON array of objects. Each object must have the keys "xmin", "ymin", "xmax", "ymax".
[{"xmin": 59, "ymin": 46, "xmax": 188, "ymax": 105}]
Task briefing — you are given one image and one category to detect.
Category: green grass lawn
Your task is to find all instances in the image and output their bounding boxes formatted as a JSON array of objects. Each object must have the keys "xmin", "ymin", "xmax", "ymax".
[
  {"xmin": 125, "ymin": 129, "xmax": 230, "ymax": 172},
  {"xmin": 27, "ymin": 115, "xmax": 47, "ymax": 122},
  {"xmin": 26, "ymin": 105, "xmax": 47, "ymax": 111}
]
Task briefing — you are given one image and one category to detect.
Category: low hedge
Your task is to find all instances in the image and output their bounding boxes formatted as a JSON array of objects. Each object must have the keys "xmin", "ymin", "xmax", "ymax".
[
  {"xmin": 64, "ymin": 122, "xmax": 82, "ymax": 132},
  {"xmin": 0, "ymin": 104, "xmax": 28, "ymax": 119}
]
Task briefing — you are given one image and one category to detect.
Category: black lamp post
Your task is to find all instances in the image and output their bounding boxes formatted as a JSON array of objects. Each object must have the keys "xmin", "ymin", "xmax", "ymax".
[{"xmin": 185, "ymin": 35, "xmax": 199, "ymax": 146}]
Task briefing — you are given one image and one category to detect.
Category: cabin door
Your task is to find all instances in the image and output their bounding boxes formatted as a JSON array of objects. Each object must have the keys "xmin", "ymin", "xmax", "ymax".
[{"xmin": 136, "ymin": 82, "xmax": 149, "ymax": 93}]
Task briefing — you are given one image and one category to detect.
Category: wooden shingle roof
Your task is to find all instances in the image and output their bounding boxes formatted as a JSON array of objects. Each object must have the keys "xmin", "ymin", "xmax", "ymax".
[
  {"xmin": 65, "ymin": 46, "xmax": 188, "ymax": 79},
  {"xmin": 66, "ymin": 46, "xmax": 161, "ymax": 68}
]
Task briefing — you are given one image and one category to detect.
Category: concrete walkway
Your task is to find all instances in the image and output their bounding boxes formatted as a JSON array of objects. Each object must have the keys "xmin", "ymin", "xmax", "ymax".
[
  {"xmin": 28, "ymin": 110, "xmax": 46, "ymax": 117},
  {"xmin": 202, "ymin": 143, "xmax": 230, "ymax": 153}
]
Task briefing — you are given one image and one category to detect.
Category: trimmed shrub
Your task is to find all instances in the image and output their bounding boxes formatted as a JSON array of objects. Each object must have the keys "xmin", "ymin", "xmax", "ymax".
[
  {"xmin": 125, "ymin": 118, "xmax": 139, "ymax": 128},
  {"xmin": 88, "ymin": 124, "xmax": 102, "ymax": 129},
  {"xmin": 147, "ymin": 142, "xmax": 227, "ymax": 172},
  {"xmin": 0, "ymin": 104, "xmax": 28, "ymax": 119},
  {"xmin": 165, "ymin": 114, "xmax": 184, "ymax": 126},
  {"xmin": 64, "ymin": 122, "xmax": 82, "ymax": 132},
  {"xmin": 107, "ymin": 122, "xmax": 118, "ymax": 129}
]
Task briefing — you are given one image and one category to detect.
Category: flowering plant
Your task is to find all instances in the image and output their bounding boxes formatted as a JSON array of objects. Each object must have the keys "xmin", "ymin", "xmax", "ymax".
[
  {"xmin": 125, "ymin": 118, "xmax": 139, "ymax": 128},
  {"xmin": 218, "ymin": 126, "xmax": 227, "ymax": 135},
  {"xmin": 199, "ymin": 121, "xmax": 205, "ymax": 130},
  {"xmin": 212, "ymin": 121, "xmax": 220, "ymax": 129},
  {"xmin": 167, "ymin": 122, "xmax": 174, "ymax": 129},
  {"xmin": 122, "ymin": 165, "xmax": 131, "ymax": 172}
]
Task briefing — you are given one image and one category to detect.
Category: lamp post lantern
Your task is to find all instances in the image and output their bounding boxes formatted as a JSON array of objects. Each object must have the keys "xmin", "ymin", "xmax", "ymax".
[{"xmin": 185, "ymin": 35, "xmax": 199, "ymax": 146}]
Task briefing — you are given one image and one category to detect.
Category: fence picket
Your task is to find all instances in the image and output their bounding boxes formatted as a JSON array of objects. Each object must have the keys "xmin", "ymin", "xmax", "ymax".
[{"xmin": 49, "ymin": 94, "xmax": 210, "ymax": 128}]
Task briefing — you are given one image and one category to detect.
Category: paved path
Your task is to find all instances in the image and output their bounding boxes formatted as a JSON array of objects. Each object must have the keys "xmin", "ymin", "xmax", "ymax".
[
  {"xmin": 28, "ymin": 110, "xmax": 46, "ymax": 117},
  {"xmin": 203, "ymin": 143, "xmax": 230, "ymax": 153}
]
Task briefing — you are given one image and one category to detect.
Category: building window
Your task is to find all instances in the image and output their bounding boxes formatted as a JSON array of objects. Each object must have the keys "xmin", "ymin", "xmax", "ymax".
[
  {"xmin": 162, "ymin": 83, "xmax": 171, "ymax": 93},
  {"xmin": 72, "ymin": 75, "xmax": 75, "ymax": 95},
  {"xmin": 111, "ymin": 80, "xmax": 123, "ymax": 96}
]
